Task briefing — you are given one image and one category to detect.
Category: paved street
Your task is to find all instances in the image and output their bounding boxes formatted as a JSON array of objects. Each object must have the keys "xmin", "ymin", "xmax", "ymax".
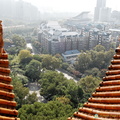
[
  {"xmin": 28, "ymin": 82, "xmax": 44, "ymax": 102},
  {"xmin": 56, "ymin": 69, "xmax": 78, "ymax": 83}
]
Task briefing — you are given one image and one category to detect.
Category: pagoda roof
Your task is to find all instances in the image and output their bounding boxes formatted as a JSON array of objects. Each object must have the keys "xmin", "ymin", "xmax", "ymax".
[
  {"xmin": 0, "ymin": 21, "xmax": 20, "ymax": 120},
  {"xmin": 68, "ymin": 45, "xmax": 120, "ymax": 119}
]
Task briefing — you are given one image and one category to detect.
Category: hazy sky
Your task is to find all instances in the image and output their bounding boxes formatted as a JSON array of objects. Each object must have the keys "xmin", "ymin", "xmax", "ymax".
[{"xmin": 22, "ymin": 0, "xmax": 120, "ymax": 13}]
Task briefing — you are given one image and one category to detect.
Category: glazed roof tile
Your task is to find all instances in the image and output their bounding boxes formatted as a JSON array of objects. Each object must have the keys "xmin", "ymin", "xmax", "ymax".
[
  {"xmin": 68, "ymin": 46, "xmax": 120, "ymax": 119},
  {"xmin": 0, "ymin": 21, "xmax": 20, "ymax": 120}
]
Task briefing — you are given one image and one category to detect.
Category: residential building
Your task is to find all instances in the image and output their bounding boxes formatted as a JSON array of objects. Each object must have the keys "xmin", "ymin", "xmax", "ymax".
[
  {"xmin": 39, "ymin": 21, "xmax": 84, "ymax": 55},
  {"xmin": 39, "ymin": 21, "xmax": 113, "ymax": 54}
]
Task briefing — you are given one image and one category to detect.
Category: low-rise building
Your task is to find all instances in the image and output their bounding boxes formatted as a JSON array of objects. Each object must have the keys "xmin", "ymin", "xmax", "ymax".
[{"xmin": 62, "ymin": 50, "xmax": 80, "ymax": 64}]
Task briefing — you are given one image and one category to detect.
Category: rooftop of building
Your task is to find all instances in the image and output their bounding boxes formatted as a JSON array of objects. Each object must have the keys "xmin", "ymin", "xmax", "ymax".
[
  {"xmin": 61, "ymin": 32, "xmax": 79, "ymax": 37},
  {"xmin": 62, "ymin": 50, "xmax": 80, "ymax": 55},
  {"xmin": 46, "ymin": 21, "xmax": 61, "ymax": 29},
  {"xmin": 109, "ymin": 28, "xmax": 120, "ymax": 32}
]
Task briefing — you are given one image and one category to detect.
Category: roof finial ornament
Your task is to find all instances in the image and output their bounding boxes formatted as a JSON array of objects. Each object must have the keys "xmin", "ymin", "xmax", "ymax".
[{"xmin": 0, "ymin": 21, "xmax": 4, "ymax": 53}]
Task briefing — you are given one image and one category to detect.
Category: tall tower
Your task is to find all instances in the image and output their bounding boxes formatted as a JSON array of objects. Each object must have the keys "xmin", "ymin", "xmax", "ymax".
[
  {"xmin": 94, "ymin": 0, "xmax": 106, "ymax": 21},
  {"xmin": 96, "ymin": 0, "xmax": 106, "ymax": 8}
]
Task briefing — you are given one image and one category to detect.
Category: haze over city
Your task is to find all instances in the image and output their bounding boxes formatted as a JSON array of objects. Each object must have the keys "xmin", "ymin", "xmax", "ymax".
[
  {"xmin": 20, "ymin": 0, "xmax": 120, "ymax": 13},
  {"xmin": 2, "ymin": 0, "xmax": 120, "ymax": 120}
]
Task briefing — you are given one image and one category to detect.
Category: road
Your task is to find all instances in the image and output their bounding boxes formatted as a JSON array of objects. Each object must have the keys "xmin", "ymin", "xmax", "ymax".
[
  {"xmin": 56, "ymin": 69, "xmax": 78, "ymax": 83},
  {"xmin": 28, "ymin": 82, "xmax": 45, "ymax": 102}
]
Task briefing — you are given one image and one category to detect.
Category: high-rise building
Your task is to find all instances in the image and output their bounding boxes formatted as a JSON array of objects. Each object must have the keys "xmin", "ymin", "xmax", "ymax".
[
  {"xmin": 99, "ymin": 7, "xmax": 111, "ymax": 22},
  {"xmin": 94, "ymin": 0, "xmax": 106, "ymax": 21},
  {"xmin": 0, "ymin": 0, "xmax": 40, "ymax": 22},
  {"xmin": 96, "ymin": 0, "xmax": 106, "ymax": 8}
]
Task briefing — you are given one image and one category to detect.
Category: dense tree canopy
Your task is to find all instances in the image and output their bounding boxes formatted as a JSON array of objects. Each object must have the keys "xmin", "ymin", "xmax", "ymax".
[
  {"xmin": 18, "ymin": 101, "xmax": 75, "ymax": 120},
  {"xmin": 12, "ymin": 35, "xmax": 26, "ymax": 47},
  {"xmin": 75, "ymin": 52, "xmax": 91, "ymax": 73},
  {"xmin": 18, "ymin": 50, "xmax": 32, "ymax": 62},
  {"xmin": 18, "ymin": 49, "xmax": 33, "ymax": 65},
  {"xmin": 39, "ymin": 70, "xmax": 83, "ymax": 107},
  {"xmin": 74, "ymin": 45, "xmax": 114, "ymax": 74},
  {"xmin": 41, "ymin": 54, "xmax": 61, "ymax": 70},
  {"xmin": 6, "ymin": 35, "xmax": 26, "ymax": 54},
  {"xmin": 12, "ymin": 78, "xmax": 29, "ymax": 109},
  {"xmin": 93, "ymin": 44, "xmax": 105, "ymax": 52},
  {"xmin": 78, "ymin": 75, "xmax": 101, "ymax": 94},
  {"xmin": 25, "ymin": 59, "xmax": 42, "ymax": 82}
]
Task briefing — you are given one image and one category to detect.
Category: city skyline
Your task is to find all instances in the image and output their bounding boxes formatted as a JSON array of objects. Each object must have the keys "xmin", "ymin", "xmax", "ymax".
[{"xmin": 21, "ymin": 0, "xmax": 120, "ymax": 13}]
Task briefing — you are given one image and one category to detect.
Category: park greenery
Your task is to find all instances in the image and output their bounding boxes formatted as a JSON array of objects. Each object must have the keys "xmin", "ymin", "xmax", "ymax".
[{"xmin": 3, "ymin": 27, "xmax": 115, "ymax": 119}]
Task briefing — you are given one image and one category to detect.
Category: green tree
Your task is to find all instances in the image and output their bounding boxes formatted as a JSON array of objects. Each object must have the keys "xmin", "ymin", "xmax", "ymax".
[
  {"xmin": 78, "ymin": 75, "xmax": 101, "ymax": 94},
  {"xmin": 6, "ymin": 35, "xmax": 26, "ymax": 55},
  {"xmin": 25, "ymin": 92, "xmax": 38, "ymax": 104},
  {"xmin": 85, "ymin": 67, "xmax": 101, "ymax": 77},
  {"xmin": 25, "ymin": 59, "xmax": 42, "ymax": 82},
  {"xmin": 54, "ymin": 54, "xmax": 63, "ymax": 61},
  {"xmin": 75, "ymin": 52, "xmax": 91, "ymax": 73},
  {"xmin": 12, "ymin": 34, "xmax": 26, "ymax": 48},
  {"xmin": 32, "ymin": 40, "xmax": 41, "ymax": 53},
  {"xmin": 18, "ymin": 49, "xmax": 33, "ymax": 64},
  {"xmin": 61, "ymin": 62, "xmax": 69, "ymax": 70},
  {"xmin": 51, "ymin": 56, "xmax": 61, "ymax": 70},
  {"xmin": 7, "ymin": 46, "xmax": 19, "ymax": 55},
  {"xmin": 39, "ymin": 70, "xmax": 83, "ymax": 107},
  {"xmin": 18, "ymin": 101, "xmax": 75, "ymax": 120},
  {"xmin": 93, "ymin": 44, "xmax": 105, "ymax": 52},
  {"xmin": 104, "ymin": 49, "xmax": 115, "ymax": 68},
  {"xmin": 33, "ymin": 54, "xmax": 43, "ymax": 62},
  {"xmin": 10, "ymin": 34, "xmax": 26, "ymax": 54},
  {"xmin": 42, "ymin": 54, "xmax": 52, "ymax": 69},
  {"xmin": 4, "ymin": 38, "xmax": 13, "ymax": 48},
  {"xmin": 17, "ymin": 74, "xmax": 29, "ymax": 84},
  {"xmin": 56, "ymin": 96, "xmax": 70, "ymax": 104},
  {"xmin": 12, "ymin": 78, "xmax": 29, "ymax": 109},
  {"xmin": 89, "ymin": 50, "xmax": 105, "ymax": 69}
]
